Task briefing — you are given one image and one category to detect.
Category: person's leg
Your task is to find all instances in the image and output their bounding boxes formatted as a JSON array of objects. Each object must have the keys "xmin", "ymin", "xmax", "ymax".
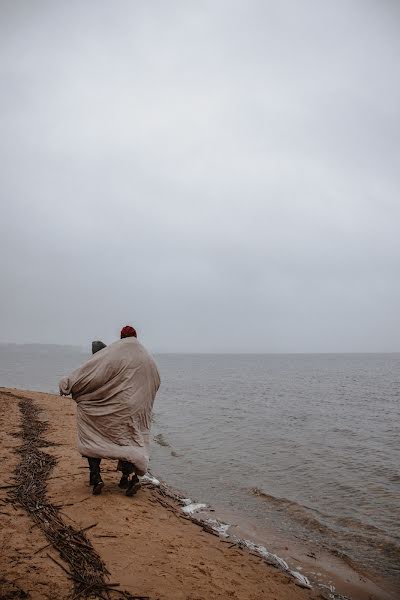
[
  {"xmin": 117, "ymin": 459, "xmax": 134, "ymax": 488},
  {"xmin": 87, "ymin": 457, "xmax": 104, "ymax": 494},
  {"xmin": 117, "ymin": 459, "xmax": 135, "ymax": 475},
  {"xmin": 87, "ymin": 457, "xmax": 100, "ymax": 485},
  {"xmin": 125, "ymin": 474, "xmax": 140, "ymax": 497},
  {"xmin": 117, "ymin": 460, "xmax": 140, "ymax": 496}
]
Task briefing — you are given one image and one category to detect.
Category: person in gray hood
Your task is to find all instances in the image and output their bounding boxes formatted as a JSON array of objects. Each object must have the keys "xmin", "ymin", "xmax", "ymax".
[
  {"xmin": 84, "ymin": 337, "xmax": 143, "ymax": 496},
  {"xmin": 92, "ymin": 340, "xmax": 106, "ymax": 354}
]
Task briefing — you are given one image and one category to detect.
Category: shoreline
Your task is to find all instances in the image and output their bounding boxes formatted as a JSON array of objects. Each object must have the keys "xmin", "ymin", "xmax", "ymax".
[
  {"xmin": 0, "ymin": 387, "xmax": 395, "ymax": 600},
  {"xmin": 155, "ymin": 481, "xmax": 395, "ymax": 600}
]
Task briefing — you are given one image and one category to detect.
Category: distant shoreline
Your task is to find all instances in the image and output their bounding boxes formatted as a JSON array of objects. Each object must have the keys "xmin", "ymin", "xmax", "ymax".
[{"xmin": 1, "ymin": 342, "xmax": 400, "ymax": 354}]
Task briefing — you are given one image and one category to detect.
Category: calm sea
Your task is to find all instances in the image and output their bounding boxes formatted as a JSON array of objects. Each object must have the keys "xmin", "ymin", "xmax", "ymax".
[{"xmin": 1, "ymin": 345, "xmax": 399, "ymax": 593}]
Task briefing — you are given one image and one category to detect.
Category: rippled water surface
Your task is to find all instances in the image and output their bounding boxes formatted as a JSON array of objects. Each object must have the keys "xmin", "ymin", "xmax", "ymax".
[{"xmin": 1, "ymin": 346, "xmax": 399, "ymax": 591}]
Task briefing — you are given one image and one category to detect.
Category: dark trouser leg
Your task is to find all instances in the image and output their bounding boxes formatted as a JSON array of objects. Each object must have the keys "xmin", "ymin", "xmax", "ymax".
[
  {"xmin": 87, "ymin": 457, "xmax": 101, "ymax": 484},
  {"xmin": 117, "ymin": 460, "xmax": 135, "ymax": 476},
  {"xmin": 87, "ymin": 458, "xmax": 103, "ymax": 494}
]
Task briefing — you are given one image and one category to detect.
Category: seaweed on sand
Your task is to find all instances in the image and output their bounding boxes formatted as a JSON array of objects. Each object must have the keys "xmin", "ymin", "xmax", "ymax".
[{"xmin": 4, "ymin": 392, "xmax": 148, "ymax": 600}]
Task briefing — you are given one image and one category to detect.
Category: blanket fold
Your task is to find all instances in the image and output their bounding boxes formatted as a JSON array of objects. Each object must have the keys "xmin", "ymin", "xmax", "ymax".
[{"xmin": 59, "ymin": 337, "xmax": 160, "ymax": 475}]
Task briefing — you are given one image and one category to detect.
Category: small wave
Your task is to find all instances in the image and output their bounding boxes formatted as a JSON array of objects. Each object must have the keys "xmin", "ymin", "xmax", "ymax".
[
  {"xmin": 251, "ymin": 487, "xmax": 293, "ymax": 505},
  {"xmin": 250, "ymin": 488, "xmax": 400, "ymax": 564},
  {"xmin": 251, "ymin": 487, "xmax": 332, "ymax": 534},
  {"xmin": 335, "ymin": 515, "xmax": 390, "ymax": 536},
  {"xmin": 154, "ymin": 433, "xmax": 170, "ymax": 447}
]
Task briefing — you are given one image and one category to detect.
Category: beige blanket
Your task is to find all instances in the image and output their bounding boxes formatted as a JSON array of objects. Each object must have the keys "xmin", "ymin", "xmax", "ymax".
[{"xmin": 59, "ymin": 337, "xmax": 160, "ymax": 475}]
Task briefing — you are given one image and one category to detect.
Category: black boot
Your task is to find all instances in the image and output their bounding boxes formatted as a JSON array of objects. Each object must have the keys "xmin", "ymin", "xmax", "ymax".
[
  {"xmin": 117, "ymin": 460, "xmax": 135, "ymax": 491},
  {"xmin": 125, "ymin": 474, "xmax": 140, "ymax": 497},
  {"xmin": 92, "ymin": 474, "xmax": 104, "ymax": 495},
  {"xmin": 118, "ymin": 474, "xmax": 129, "ymax": 489}
]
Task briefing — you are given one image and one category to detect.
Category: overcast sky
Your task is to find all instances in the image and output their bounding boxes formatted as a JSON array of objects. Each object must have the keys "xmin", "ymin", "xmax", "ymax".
[{"xmin": 0, "ymin": 1, "xmax": 399, "ymax": 352}]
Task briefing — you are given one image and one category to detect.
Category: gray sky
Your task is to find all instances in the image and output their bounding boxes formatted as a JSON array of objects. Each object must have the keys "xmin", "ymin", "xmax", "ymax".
[{"xmin": 1, "ymin": 0, "xmax": 399, "ymax": 352}]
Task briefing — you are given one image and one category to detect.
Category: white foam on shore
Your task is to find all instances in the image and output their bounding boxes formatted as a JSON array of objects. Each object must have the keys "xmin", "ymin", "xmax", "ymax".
[
  {"xmin": 205, "ymin": 518, "xmax": 230, "ymax": 537},
  {"xmin": 290, "ymin": 571, "xmax": 312, "ymax": 589},
  {"xmin": 237, "ymin": 538, "xmax": 312, "ymax": 589},
  {"xmin": 141, "ymin": 474, "xmax": 160, "ymax": 486},
  {"xmin": 180, "ymin": 498, "xmax": 192, "ymax": 506},
  {"xmin": 144, "ymin": 477, "xmax": 312, "ymax": 590},
  {"xmin": 182, "ymin": 502, "xmax": 208, "ymax": 515}
]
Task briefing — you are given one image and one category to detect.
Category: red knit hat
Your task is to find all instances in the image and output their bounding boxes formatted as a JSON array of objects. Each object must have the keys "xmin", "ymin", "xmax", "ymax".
[{"xmin": 120, "ymin": 325, "xmax": 137, "ymax": 339}]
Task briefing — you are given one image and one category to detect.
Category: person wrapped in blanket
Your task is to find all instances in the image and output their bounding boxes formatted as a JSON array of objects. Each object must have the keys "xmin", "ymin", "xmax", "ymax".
[{"xmin": 59, "ymin": 326, "xmax": 160, "ymax": 497}]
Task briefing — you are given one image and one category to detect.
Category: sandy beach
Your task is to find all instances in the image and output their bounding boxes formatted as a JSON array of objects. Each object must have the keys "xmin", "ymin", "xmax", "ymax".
[{"xmin": 0, "ymin": 387, "xmax": 321, "ymax": 600}]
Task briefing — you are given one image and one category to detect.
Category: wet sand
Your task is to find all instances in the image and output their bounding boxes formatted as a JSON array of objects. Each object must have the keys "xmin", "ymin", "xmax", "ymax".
[{"xmin": 0, "ymin": 387, "xmax": 318, "ymax": 600}]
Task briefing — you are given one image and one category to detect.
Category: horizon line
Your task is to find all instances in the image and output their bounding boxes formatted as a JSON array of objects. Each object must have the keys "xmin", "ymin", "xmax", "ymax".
[{"xmin": 0, "ymin": 342, "xmax": 399, "ymax": 355}]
